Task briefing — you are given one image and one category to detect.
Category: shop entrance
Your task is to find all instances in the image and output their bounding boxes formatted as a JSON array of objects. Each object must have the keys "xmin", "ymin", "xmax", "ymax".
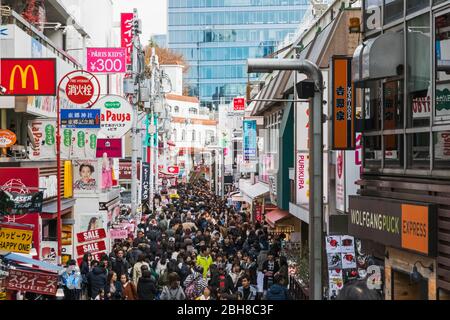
[{"xmin": 392, "ymin": 269, "xmax": 428, "ymax": 300}]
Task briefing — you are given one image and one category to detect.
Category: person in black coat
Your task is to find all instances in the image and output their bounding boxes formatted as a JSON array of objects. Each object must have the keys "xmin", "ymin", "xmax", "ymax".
[
  {"xmin": 262, "ymin": 252, "xmax": 280, "ymax": 291},
  {"xmin": 137, "ymin": 270, "xmax": 157, "ymax": 300},
  {"xmin": 87, "ymin": 265, "xmax": 107, "ymax": 299},
  {"xmin": 209, "ymin": 266, "xmax": 234, "ymax": 294},
  {"xmin": 112, "ymin": 250, "xmax": 130, "ymax": 277},
  {"xmin": 105, "ymin": 271, "xmax": 123, "ymax": 300}
]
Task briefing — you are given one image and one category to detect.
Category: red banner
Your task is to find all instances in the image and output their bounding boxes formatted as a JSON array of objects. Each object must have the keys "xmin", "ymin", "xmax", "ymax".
[
  {"xmin": 77, "ymin": 251, "xmax": 106, "ymax": 265},
  {"xmin": 0, "ymin": 59, "xmax": 56, "ymax": 96},
  {"xmin": 76, "ymin": 240, "xmax": 106, "ymax": 256},
  {"xmin": 121, "ymin": 13, "xmax": 134, "ymax": 65},
  {"xmin": 76, "ymin": 228, "xmax": 107, "ymax": 244},
  {"xmin": 6, "ymin": 269, "xmax": 58, "ymax": 296},
  {"xmin": 119, "ymin": 160, "xmax": 140, "ymax": 180}
]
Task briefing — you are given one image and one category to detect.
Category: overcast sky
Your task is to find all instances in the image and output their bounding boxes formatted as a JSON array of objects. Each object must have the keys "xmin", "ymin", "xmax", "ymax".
[{"xmin": 113, "ymin": 0, "xmax": 168, "ymax": 43}]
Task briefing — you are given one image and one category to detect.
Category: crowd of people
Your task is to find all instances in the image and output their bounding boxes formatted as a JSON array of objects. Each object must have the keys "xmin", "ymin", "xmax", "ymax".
[{"xmin": 59, "ymin": 181, "xmax": 291, "ymax": 300}]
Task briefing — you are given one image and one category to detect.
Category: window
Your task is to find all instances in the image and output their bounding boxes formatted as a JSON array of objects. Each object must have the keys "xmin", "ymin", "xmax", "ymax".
[
  {"xmin": 406, "ymin": 0, "xmax": 429, "ymax": 15},
  {"xmin": 384, "ymin": 134, "xmax": 404, "ymax": 168},
  {"xmin": 407, "ymin": 14, "xmax": 431, "ymax": 128},
  {"xmin": 172, "ymin": 129, "xmax": 177, "ymax": 141},
  {"xmin": 363, "ymin": 81, "xmax": 382, "ymax": 131},
  {"xmin": 182, "ymin": 130, "xmax": 186, "ymax": 141},
  {"xmin": 383, "ymin": 80, "xmax": 404, "ymax": 130},
  {"xmin": 364, "ymin": 135, "xmax": 382, "ymax": 167},
  {"xmin": 384, "ymin": 0, "xmax": 404, "ymax": 25},
  {"xmin": 435, "ymin": 12, "xmax": 450, "ymax": 121},
  {"xmin": 174, "ymin": 105, "xmax": 180, "ymax": 113},
  {"xmin": 189, "ymin": 107, "xmax": 198, "ymax": 114},
  {"xmin": 192, "ymin": 130, "xmax": 196, "ymax": 141},
  {"xmin": 42, "ymin": 219, "xmax": 57, "ymax": 241}
]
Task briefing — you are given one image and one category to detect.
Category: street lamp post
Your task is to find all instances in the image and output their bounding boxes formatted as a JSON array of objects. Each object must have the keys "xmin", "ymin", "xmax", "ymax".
[{"xmin": 247, "ymin": 58, "xmax": 324, "ymax": 300}]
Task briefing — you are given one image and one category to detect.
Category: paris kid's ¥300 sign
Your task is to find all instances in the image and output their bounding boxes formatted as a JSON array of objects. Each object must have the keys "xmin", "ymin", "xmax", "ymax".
[{"xmin": 0, "ymin": 59, "xmax": 56, "ymax": 96}]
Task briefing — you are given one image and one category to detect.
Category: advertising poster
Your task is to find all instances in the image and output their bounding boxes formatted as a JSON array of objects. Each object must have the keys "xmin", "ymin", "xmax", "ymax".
[
  {"xmin": 243, "ymin": 120, "xmax": 257, "ymax": 161},
  {"xmin": 341, "ymin": 235, "xmax": 355, "ymax": 253},
  {"xmin": 336, "ymin": 151, "xmax": 345, "ymax": 212},
  {"xmin": 0, "ymin": 227, "xmax": 33, "ymax": 254},
  {"xmin": 79, "ymin": 215, "xmax": 106, "ymax": 233},
  {"xmin": 328, "ymin": 269, "xmax": 344, "ymax": 300},
  {"xmin": 6, "ymin": 269, "xmax": 58, "ymax": 296},
  {"xmin": 341, "ymin": 252, "xmax": 357, "ymax": 269},
  {"xmin": 325, "ymin": 235, "xmax": 342, "ymax": 253},
  {"xmin": 40, "ymin": 241, "xmax": 58, "ymax": 265},
  {"xmin": 73, "ymin": 160, "xmax": 99, "ymax": 192},
  {"xmin": 100, "ymin": 157, "xmax": 114, "ymax": 191},
  {"xmin": 296, "ymin": 152, "xmax": 309, "ymax": 204},
  {"xmin": 327, "ymin": 253, "xmax": 342, "ymax": 269}
]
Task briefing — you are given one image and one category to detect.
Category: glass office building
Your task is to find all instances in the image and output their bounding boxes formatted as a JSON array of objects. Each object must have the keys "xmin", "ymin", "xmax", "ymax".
[{"xmin": 168, "ymin": 0, "xmax": 310, "ymax": 108}]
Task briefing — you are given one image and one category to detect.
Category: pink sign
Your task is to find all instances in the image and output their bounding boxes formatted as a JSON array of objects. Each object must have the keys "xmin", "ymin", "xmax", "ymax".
[
  {"xmin": 110, "ymin": 229, "xmax": 129, "ymax": 240},
  {"xmin": 96, "ymin": 139, "xmax": 123, "ymax": 158},
  {"xmin": 121, "ymin": 13, "xmax": 134, "ymax": 65},
  {"xmin": 87, "ymin": 48, "xmax": 127, "ymax": 73}
]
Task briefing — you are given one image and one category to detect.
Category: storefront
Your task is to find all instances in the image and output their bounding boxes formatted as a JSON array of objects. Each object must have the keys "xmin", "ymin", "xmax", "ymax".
[
  {"xmin": 238, "ymin": 179, "xmax": 270, "ymax": 223},
  {"xmin": 265, "ymin": 208, "xmax": 300, "ymax": 240},
  {"xmin": 351, "ymin": 0, "xmax": 450, "ymax": 299}
]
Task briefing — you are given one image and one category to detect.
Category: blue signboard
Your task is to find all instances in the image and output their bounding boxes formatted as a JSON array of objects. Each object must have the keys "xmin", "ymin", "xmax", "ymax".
[
  {"xmin": 243, "ymin": 120, "xmax": 257, "ymax": 161},
  {"xmin": 60, "ymin": 109, "xmax": 101, "ymax": 129}
]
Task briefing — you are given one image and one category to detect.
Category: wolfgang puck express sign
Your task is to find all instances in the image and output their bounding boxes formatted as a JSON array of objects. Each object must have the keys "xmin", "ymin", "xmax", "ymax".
[{"xmin": 348, "ymin": 196, "xmax": 437, "ymax": 256}]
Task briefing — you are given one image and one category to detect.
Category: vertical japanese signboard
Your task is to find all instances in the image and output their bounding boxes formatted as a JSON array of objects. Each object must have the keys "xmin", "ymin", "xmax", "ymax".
[
  {"xmin": 141, "ymin": 162, "xmax": 150, "ymax": 204},
  {"xmin": 121, "ymin": 13, "xmax": 134, "ymax": 66},
  {"xmin": 332, "ymin": 57, "xmax": 355, "ymax": 150},
  {"xmin": 243, "ymin": 120, "xmax": 257, "ymax": 161}
]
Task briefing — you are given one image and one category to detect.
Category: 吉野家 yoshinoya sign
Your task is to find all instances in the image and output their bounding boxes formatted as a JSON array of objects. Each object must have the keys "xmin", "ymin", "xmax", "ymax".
[
  {"xmin": 6, "ymin": 269, "xmax": 58, "ymax": 296},
  {"xmin": 348, "ymin": 196, "xmax": 437, "ymax": 256},
  {"xmin": 332, "ymin": 56, "xmax": 355, "ymax": 150},
  {"xmin": 99, "ymin": 95, "xmax": 134, "ymax": 138},
  {"xmin": 0, "ymin": 58, "xmax": 56, "ymax": 96},
  {"xmin": 0, "ymin": 227, "xmax": 33, "ymax": 254},
  {"xmin": 87, "ymin": 47, "xmax": 127, "ymax": 73},
  {"xmin": 60, "ymin": 109, "xmax": 101, "ymax": 129}
]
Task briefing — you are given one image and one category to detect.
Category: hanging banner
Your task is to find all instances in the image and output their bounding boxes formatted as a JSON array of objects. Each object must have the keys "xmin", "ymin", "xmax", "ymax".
[
  {"xmin": 336, "ymin": 151, "xmax": 345, "ymax": 212},
  {"xmin": 233, "ymin": 98, "xmax": 245, "ymax": 111},
  {"xmin": 0, "ymin": 58, "xmax": 56, "ymax": 96},
  {"xmin": 87, "ymin": 47, "xmax": 127, "ymax": 73},
  {"xmin": 121, "ymin": 13, "xmax": 134, "ymax": 66},
  {"xmin": 141, "ymin": 162, "xmax": 150, "ymax": 203},
  {"xmin": 96, "ymin": 139, "xmax": 123, "ymax": 158},
  {"xmin": 243, "ymin": 120, "xmax": 257, "ymax": 161},
  {"xmin": 6, "ymin": 269, "xmax": 58, "ymax": 296},
  {"xmin": 99, "ymin": 95, "xmax": 134, "ymax": 138},
  {"xmin": 332, "ymin": 56, "xmax": 355, "ymax": 150},
  {"xmin": 0, "ymin": 227, "xmax": 33, "ymax": 254},
  {"xmin": 73, "ymin": 160, "xmax": 99, "ymax": 192},
  {"xmin": 119, "ymin": 160, "xmax": 141, "ymax": 180},
  {"xmin": 296, "ymin": 152, "xmax": 309, "ymax": 204}
]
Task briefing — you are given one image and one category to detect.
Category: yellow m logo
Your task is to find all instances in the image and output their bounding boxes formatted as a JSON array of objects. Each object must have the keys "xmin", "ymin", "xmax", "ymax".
[{"xmin": 9, "ymin": 65, "xmax": 39, "ymax": 91}]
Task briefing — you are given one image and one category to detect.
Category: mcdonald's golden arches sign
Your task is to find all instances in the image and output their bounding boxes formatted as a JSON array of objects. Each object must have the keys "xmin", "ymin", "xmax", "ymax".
[{"xmin": 0, "ymin": 58, "xmax": 56, "ymax": 96}]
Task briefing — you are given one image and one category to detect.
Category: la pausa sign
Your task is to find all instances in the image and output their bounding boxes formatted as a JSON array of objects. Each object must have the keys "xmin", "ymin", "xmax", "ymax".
[{"xmin": 99, "ymin": 95, "xmax": 134, "ymax": 138}]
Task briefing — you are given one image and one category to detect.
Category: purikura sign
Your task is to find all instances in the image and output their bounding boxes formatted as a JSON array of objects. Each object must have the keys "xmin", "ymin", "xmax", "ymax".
[
  {"xmin": 87, "ymin": 48, "xmax": 127, "ymax": 74},
  {"xmin": 98, "ymin": 95, "xmax": 134, "ymax": 138}
]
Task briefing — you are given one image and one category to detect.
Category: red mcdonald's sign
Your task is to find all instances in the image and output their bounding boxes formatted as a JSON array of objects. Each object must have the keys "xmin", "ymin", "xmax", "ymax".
[{"xmin": 0, "ymin": 58, "xmax": 57, "ymax": 96}]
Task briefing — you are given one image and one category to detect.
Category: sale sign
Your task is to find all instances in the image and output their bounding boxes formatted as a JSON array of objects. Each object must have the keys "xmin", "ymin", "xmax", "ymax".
[
  {"xmin": 6, "ymin": 269, "xmax": 58, "ymax": 296},
  {"xmin": 76, "ymin": 240, "xmax": 106, "ymax": 256},
  {"xmin": 0, "ymin": 227, "xmax": 33, "ymax": 254},
  {"xmin": 87, "ymin": 48, "xmax": 127, "ymax": 73},
  {"xmin": 77, "ymin": 251, "xmax": 106, "ymax": 266},
  {"xmin": 0, "ymin": 58, "xmax": 56, "ymax": 96},
  {"xmin": 121, "ymin": 13, "xmax": 134, "ymax": 65},
  {"xmin": 76, "ymin": 228, "xmax": 107, "ymax": 244}
]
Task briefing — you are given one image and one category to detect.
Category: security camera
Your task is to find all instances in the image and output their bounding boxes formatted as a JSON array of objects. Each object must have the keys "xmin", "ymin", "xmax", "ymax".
[{"xmin": 0, "ymin": 85, "xmax": 7, "ymax": 95}]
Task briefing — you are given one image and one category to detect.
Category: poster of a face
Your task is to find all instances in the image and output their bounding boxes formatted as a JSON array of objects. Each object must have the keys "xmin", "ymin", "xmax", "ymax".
[
  {"xmin": 73, "ymin": 160, "xmax": 99, "ymax": 191},
  {"xmin": 80, "ymin": 214, "xmax": 105, "ymax": 233},
  {"xmin": 327, "ymin": 253, "xmax": 342, "ymax": 270}
]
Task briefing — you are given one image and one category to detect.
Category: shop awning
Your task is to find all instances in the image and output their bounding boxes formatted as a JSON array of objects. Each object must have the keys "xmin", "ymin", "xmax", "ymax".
[
  {"xmin": 3, "ymin": 253, "xmax": 64, "ymax": 273},
  {"xmin": 231, "ymin": 193, "xmax": 245, "ymax": 202},
  {"xmin": 265, "ymin": 209, "xmax": 290, "ymax": 228},
  {"xmin": 239, "ymin": 180, "xmax": 270, "ymax": 201}
]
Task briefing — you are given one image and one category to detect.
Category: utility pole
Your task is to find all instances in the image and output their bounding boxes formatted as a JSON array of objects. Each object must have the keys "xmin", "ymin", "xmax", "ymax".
[
  {"xmin": 247, "ymin": 58, "xmax": 324, "ymax": 300},
  {"xmin": 131, "ymin": 8, "xmax": 142, "ymax": 218}
]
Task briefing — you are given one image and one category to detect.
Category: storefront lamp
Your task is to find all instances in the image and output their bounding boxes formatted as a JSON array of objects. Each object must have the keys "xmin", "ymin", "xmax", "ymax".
[
  {"xmin": 349, "ymin": 17, "xmax": 361, "ymax": 33},
  {"xmin": 411, "ymin": 261, "xmax": 434, "ymax": 283},
  {"xmin": 56, "ymin": 287, "xmax": 65, "ymax": 300}
]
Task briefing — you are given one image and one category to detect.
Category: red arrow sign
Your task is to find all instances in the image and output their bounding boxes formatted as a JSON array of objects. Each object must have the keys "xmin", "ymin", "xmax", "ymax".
[
  {"xmin": 76, "ymin": 228, "xmax": 106, "ymax": 244},
  {"xmin": 76, "ymin": 240, "xmax": 106, "ymax": 256}
]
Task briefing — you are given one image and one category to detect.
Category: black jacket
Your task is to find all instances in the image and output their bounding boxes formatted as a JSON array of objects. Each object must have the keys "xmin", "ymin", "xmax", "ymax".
[
  {"xmin": 137, "ymin": 277, "xmax": 157, "ymax": 300},
  {"xmin": 105, "ymin": 281, "xmax": 123, "ymax": 300},
  {"xmin": 262, "ymin": 260, "xmax": 280, "ymax": 290},
  {"xmin": 209, "ymin": 273, "xmax": 234, "ymax": 294},
  {"xmin": 112, "ymin": 258, "xmax": 130, "ymax": 277},
  {"xmin": 87, "ymin": 266, "xmax": 107, "ymax": 298}
]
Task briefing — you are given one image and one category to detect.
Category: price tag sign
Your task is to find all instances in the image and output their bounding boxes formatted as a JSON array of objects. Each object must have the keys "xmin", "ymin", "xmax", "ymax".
[{"xmin": 87, "ymin": 48, "xmax": 127, "ymax": 73}]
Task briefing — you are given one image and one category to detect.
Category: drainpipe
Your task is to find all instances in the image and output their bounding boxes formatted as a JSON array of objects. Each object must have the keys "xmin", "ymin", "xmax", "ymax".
[{"xmin": 247, "ymin": 58, "xmax": 324, "ymax": 300}]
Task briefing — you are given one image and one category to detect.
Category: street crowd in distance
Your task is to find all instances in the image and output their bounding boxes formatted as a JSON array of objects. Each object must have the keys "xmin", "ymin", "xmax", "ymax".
[{"xmin": 59, "ymin": 180, "xmax": 290, "ymax": 300}]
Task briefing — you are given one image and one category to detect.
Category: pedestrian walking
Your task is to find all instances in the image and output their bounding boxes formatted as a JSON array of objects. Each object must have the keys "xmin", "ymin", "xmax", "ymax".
[
  {"xmin": 120, "ymin": 274, "xmax": 138, "ymax": 300},
  {"xmin": 160, "ymin": 273, "xmax": 186, "ymax": 300}
]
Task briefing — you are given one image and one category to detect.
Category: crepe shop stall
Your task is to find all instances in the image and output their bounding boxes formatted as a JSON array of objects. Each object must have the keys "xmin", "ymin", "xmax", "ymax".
[{"xmin": 0, "ymin": 253, "xmax": 63, "ymax": 300}]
